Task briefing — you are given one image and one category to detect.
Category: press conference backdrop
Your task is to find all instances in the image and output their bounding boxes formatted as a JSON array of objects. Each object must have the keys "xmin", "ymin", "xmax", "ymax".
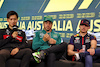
[{"xmin": 0, "ymin": 0, "xmax": 100, "ymax": 45}]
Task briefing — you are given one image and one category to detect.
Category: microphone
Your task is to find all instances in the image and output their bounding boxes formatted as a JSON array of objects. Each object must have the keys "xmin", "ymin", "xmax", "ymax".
[{"xmin": 12, "ymin": 25, "xmax": 18, "ymax": 31}]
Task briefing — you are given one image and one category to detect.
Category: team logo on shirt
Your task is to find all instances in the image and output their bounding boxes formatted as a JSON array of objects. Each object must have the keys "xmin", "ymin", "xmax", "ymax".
[
  {"xmin": 74, "ymin": 34, "xmax": 79, "ymax": 37},
  {"xmin": 3, "ymin": 35, "xmax": 23, "ymax": 42},
  {"xmin": 6, "ymin": 29, "xmax": 10, "ymax": 35},
  {"xmin": 53, "ymin": 34, "xmax": 57, "ymax": 38},
  {"xmin": 17, "ymin": 31, "xmax": 22, "ymax": 35},
  {"xmin": 16, "ymin": 36, "xmax": 23, "ymax": 42},
  {"xmin": 85, "ymin": 37, "xmax": 90, "ymax": 43},
  {"xmin": 3, "ymin": 35, "xmax": 10, "ymax": 39},
  {"xmin": 74, "ymin": 37, "xmax": 80, "ymax": 43},
  {"xmin": 75, "ymin": 37, "xmax": 79, "ymax": 40},
  {"xmin": 40, "ymin": 33, "xmax": 45, "ymax": 38}
]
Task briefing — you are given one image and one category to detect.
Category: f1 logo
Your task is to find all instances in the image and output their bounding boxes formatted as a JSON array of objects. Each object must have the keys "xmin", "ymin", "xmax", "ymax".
[{"xmin": 0, "ymin": 0, "xmax": 4, "ymax": 8}]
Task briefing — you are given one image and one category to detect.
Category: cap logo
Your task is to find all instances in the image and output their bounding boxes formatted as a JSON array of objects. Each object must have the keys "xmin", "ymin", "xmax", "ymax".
[
  {"xmin": 81, "ymin": 20, "xmax": 83, "ymax": 23},
  {"xmin": 86, "ymin": 21, "xmax": 89, "ymax": 24}
]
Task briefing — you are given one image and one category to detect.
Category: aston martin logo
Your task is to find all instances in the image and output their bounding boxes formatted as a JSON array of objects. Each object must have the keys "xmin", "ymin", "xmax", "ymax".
[
  {"xmin": 0, "ymin": 0, "xmax": 4, "ymax": 8},
  {"xmin": 43, "ymin": 0, "xmax": 93, "ymax": 13}
]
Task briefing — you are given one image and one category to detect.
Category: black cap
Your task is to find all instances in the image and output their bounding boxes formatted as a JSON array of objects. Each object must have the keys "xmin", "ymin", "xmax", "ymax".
[{"xmin": 80, "ymin": 19, "xmax": 90, "ymax": 27}]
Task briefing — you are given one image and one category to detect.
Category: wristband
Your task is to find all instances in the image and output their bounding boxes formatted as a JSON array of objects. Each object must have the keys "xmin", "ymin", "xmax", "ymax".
[{"xmin": 90, "ymin": 47, "xmax": 95, "ymax": 49}]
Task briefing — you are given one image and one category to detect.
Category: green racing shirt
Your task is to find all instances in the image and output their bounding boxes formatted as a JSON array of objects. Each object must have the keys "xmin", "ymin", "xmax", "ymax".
[{"xmin": 32, "ymin": 29, "xmax": 61, "ymax": 51}]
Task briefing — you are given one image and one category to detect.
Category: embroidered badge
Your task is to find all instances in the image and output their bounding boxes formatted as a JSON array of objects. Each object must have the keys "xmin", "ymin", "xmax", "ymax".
[
  {"xmin": 85, "ymin": 37, "xmax": 90, "ymax": 43},
  {"xmin": 53, "ymin": 34, "xmax": 57, "ymax": 38},
  {"xmin": 40, "ymin": 33, "xmax": 45, "ymax": 38},
  {"xmin": 74, "ymin": 37, "xmax": 80, "ymax": 43},
  {"xmin": 18, "ymin": 31, "xmax": 21, "ymax": 35},
  {"xmin": 6, "ymin": 29, "xmax": 10, "ymax": 35}
]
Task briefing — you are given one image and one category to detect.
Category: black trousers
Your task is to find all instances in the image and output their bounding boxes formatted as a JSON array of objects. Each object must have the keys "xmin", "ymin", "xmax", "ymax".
[
  {"xmin": 43, "ymin": 42, "xmax": 68, "ymax": 67},
  {"xmin": 0, "ymin": 48, "xmax": 32, "ymax": 67}
]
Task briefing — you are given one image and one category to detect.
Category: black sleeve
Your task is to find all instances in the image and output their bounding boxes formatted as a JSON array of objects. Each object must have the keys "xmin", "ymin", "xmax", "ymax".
[
  {"xmin": 17, "ymin": 31, "xmax": 28, "ymax": 49},
  {"xmin": 0, "ymin": 29, "xmax": 13, "ymax": 48}
]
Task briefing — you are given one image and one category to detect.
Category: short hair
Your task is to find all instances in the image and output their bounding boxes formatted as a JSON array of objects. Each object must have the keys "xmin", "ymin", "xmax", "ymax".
[{"xmin": 7, "ymin": 11, "xmax": 18, "ymax": 19}]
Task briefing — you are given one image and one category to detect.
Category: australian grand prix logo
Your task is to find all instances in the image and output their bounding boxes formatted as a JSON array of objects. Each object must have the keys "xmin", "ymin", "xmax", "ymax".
[{"xmin": 0, "ymin": 0, "xmax": 4, "ymax": 8}]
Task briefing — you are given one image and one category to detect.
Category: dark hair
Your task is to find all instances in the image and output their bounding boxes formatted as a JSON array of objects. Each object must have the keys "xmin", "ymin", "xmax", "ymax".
[{"xmin": 7, "ymin": 11, "xmax": 18, "ymax": 18}]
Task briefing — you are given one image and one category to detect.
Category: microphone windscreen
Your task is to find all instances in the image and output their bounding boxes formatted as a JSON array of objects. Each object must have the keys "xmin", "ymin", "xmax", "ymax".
[{"xmin": 13, "ymin": 25, "xmax": 18, "ymax": 31}]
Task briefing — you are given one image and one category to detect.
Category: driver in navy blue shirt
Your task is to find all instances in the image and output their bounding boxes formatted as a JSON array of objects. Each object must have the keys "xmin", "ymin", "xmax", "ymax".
[{"xmin": 68, "ymin": 19, "xmax": 98, "ymax": 67}]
